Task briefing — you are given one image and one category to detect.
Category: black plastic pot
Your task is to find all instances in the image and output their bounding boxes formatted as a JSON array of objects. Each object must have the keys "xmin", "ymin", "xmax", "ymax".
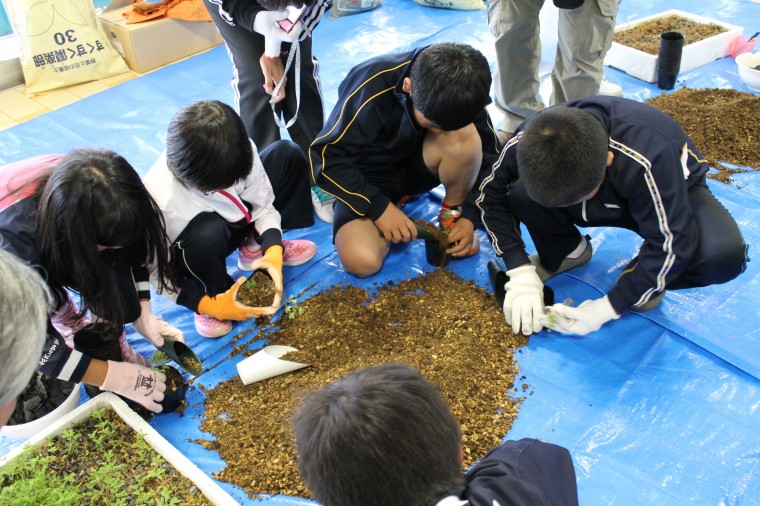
[
  {"xmin": 156, "ymin": 365, "xmax": 186, "ymax": 414},
  {"xmin": 487, "ymin": 259, "xmax": 555, "ymax": 308},
  {"xmin": 425, "ymin": 239, "xmax": 450, "ymax": 267}
]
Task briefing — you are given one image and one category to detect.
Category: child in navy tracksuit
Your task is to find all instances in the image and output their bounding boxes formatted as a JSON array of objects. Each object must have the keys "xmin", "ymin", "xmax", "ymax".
[
  {"xmin": 477, "ymin": 96, "xmax": 747, "ymax": 336},
  {"xmin": 293, "ymin": 363, "xmax": 579, "ymax": 506},
  {"xmin": 309, "ymin": 43, "xmax": 501, "ymax": 278}
]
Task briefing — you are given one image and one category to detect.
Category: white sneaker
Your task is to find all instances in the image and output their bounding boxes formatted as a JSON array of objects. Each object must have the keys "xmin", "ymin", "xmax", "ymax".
[
  {"xmin": 311, "ymin": 186, "xmax": 335, "ymax": 223},
  {"xmin": 598, "ymin": 80, "xmax": 623, "ymax": 97}
]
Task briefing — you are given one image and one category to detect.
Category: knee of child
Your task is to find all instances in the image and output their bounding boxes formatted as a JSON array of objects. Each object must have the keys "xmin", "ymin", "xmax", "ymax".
[{"xmin": 342, "ymin": 253, "xmax": 383, "ymax": 278}]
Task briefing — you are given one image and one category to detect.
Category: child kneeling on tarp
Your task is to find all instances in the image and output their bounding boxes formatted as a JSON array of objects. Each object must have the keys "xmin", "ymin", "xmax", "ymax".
[{"xmin": 144, "ymin": 100, "xmax": 317, "ymax": 338}]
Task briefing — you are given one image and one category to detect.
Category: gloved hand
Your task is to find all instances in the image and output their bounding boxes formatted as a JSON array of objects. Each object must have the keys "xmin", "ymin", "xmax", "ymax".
[
  {"xmin": 198, "ymin": 277, "xmax": 277, "ymax": 321},
  {"xmin": 248, "ymin": 245, "xmax": 284, "ymax": 310},
  {"xmin": 101, "ymin": 361, "xmax": 166, "ymax": 413},
  {"xmin": 503, "ymin": 265, "xmax": 545, "ymax": 336},
  {"xmin": 252, "ymin": 10, "xmax": 303, "ymax": 57},
  {"xmin": 132, "ymin": 300, "xmax": 184, "ymax": 348},
  {"xmin": 542, "ymin": 296, "xmax": 620, "ymax": 336}
]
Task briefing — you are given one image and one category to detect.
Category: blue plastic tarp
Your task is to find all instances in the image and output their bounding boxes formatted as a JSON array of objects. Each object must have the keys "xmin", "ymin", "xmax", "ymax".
[{"xmin": 1, "ymin": 0, "xmax": 759, "ymax": 504}]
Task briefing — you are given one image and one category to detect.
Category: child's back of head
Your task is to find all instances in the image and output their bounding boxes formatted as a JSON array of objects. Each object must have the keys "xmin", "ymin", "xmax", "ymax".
[
  {"xmin": 293, "ymin": 363, "xmax": 465, "ymax": 506},
  {"xmin": 517, "ymin": 106, "xmax": 609, "ymax": 207}
]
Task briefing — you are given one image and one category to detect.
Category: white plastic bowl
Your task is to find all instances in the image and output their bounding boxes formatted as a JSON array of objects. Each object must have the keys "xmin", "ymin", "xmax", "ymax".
[
  {"xmin": 736, "ymin": 52, "xmax": 760, "ymax": 92},
  {"xmin": 1, "ymin": 384, "xmax": 81, "ymax": 440}
]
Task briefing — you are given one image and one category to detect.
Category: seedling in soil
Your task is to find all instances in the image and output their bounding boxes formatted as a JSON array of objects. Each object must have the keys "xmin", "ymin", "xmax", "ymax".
[{"xmin": 285, "ymin": 295, "xmax": 305, "ymax": 320}]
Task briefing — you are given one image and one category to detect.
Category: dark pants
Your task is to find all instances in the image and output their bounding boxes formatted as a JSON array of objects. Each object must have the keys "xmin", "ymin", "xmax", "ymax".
[
  {"xmin": 508, "ymin": 181, "xmax": 747, "ymax": 289},
  {"xmin": 331, "ymin": 149, "xmax": 438, "ymax": 237},
  {"xmin": 173, "ymin": 141, "xmax": 313, "ymax": 311},
  {"xmin": 203, "ymin": 0, "xmax": 324, "ymax": 154}
]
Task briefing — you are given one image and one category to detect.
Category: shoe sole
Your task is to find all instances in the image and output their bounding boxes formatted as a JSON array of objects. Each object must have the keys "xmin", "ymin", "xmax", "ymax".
[
  {"xmin": 196, "ymin": 327, "xmax": 231, "ymax": 338},
  {"xmin": 530, "ymin": 237, "xmax": 593, "ymax": 282},
  {"xmin": 238, "ymin": 250, "xmax": 317, "ymax": 271}
]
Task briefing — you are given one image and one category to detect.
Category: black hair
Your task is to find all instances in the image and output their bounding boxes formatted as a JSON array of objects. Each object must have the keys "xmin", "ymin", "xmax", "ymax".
[
  {"xmin": 409, "ymin": 42, "xmax": 492, "ymax": 131},
  {"xmin": 165, "ymin": 100, "xmax": 254, "ymax": 193},
  {"xmin": 516, "ymin": 106, "xmax": 609, "ymax": 207},
  {"xmin": 33, "ymin": 148, "xmax": 174, "ymax": 326},
  {"xmin": 293, "ymin": 363, "xmax": 464, "ymax": 506}
]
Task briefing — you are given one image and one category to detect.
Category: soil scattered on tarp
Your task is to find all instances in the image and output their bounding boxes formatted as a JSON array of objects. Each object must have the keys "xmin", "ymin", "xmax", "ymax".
[
  {"xmin": 647, "ymin": 88, "xmax": 760, "ymax": 184},
  {"xmin": 199, "ymin": 269, "xmax": 528, "ymax": 499},
  {"xmin": 613, "ymin": 14, "xmax": 726, "ymax": 55}
]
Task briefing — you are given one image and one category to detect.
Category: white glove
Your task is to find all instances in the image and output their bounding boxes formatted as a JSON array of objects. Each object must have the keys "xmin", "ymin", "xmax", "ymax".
[
  {"xmin": 101, "ymin": 361, "xmax": 166, "ymax": 413},
  {"xmin": 253, "ymin": 10, "xmax": 303, "ymax": 57},
  {"xmin": 132, "ymin": 300, "xmax": 184, "ymax": 348},
  {"xmin": 503, "ymin": 265, "xmax": 545, "ymax": 336},
  {"xmin": 542, "ymin": 296, "xmax": 620, "ymax": 336}
]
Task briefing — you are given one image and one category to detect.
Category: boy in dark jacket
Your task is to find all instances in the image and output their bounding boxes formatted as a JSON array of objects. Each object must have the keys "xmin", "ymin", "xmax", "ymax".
[
  {"xmin": 293, "ymin": 363, "xmax": 579, "ymax": 506},
  {"xmin": 309, "ymin": 42, "xmax": 501, "ymax": 277},
  {"xmin": 477, "ymin": 96, "xmax": 747, "ymax": 336}
]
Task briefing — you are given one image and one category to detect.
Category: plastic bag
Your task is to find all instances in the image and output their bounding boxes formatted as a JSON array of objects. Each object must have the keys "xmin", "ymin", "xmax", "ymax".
[
  {"xmin": 329, "ymin": 0, "xmax": 383, "ymax": 18},
  {"xmin": 4, "ymin": 0, "xmax": 129, "ymax": 96}
]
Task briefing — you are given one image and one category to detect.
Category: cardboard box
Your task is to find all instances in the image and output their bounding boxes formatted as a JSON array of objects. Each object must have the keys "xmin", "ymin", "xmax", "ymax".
[
  {"xmin": 604, "ymin": 10, "xmax": 743, "ymax": 83},
  {"xmin": 98, "ymin": 0, "xmax": 223, "ymax": 74}
]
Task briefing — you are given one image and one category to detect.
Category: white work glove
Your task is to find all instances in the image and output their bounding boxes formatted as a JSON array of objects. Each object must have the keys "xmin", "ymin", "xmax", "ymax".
[
  {"xmin": 542, "ymin": 296, "xmax": 620, "ymax": 336},
  {"xmin": 253, "ymin": 10, "xmax": 303, "ymax": 57},
  {"xmin": 101, "ymin": 361, "xmax": 167, "ymax": 413},
  {"xmin": 503, "ymin": 265, "xmax": 545, "ymax": 336},
  {"xmin": 132, "ymin": 300, "xmax": 184, "ymax": 348}
]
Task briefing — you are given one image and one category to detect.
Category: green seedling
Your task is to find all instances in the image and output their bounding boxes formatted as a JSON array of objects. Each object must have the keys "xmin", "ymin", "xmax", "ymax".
[
  {"xmin": 285, "ymin": 295, "xmax": 305, "ymax": 320},
  {"xmin": 149, "ymin": 350, "xmax": 169, "ymax": 367},
  {"xmin": 0, "ymin": 408, "xmax": 207, "ymax": 503},
  {"xmin": 243, "ymin": 276, "xmax": 258, "ymax": 290}
]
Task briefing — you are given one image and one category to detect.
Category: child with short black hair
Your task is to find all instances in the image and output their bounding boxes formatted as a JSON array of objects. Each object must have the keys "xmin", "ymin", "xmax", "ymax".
[
  {"xmin": 478, "ymin": 96, "xmax": 747, "ymax": 337},
  {"xmin": 293, "ymin": 363, "xmax": 579, "ymax": 506},
  {"xmin": 144, "ymin": 100, "xmax": 317, "ymax": 338},
  {"xmin": 309, "ymin": 42, "xmax": 501, "ymax": 277}
]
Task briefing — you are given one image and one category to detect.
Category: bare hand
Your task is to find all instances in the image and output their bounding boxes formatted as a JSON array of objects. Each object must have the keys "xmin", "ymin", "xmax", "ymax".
[
  {"xmin": 375, "ymin": 204, "xmax": 417, "ymax": 244},
  {"xmin": 446, "ymin": 217, "xmax": 475, "ymax": 257},
  {"xmin": 259, "ymin": 55, "xmax": 286, "ymax": 103}
]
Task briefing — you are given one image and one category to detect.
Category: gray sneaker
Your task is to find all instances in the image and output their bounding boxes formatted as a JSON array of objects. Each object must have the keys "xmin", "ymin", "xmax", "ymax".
[{"xmin": 529, "ymin": 235, "xmax": 593, "ymax": 282}]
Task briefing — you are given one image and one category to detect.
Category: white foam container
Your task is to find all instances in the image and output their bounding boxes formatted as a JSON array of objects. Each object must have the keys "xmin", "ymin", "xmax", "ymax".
[
  {"xmin": 0, "ymin": 384, "xmax": 81, "ymax": 440},
  {"xmin": 0, "ymin": 392, "xmax": 239, "ymax": 506},
  {"xmin": 604, "ymin": 10, "xmax": 743, "ymax": 83}
]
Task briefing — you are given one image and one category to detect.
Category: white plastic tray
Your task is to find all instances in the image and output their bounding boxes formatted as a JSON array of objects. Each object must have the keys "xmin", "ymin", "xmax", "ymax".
[
  {"xmin": 0, "ymin": 392, "xmax": 239, "ymax": 506},
  {"xmin": 604, "ymin": 9, "xmax": 743, "ymax": 83}
]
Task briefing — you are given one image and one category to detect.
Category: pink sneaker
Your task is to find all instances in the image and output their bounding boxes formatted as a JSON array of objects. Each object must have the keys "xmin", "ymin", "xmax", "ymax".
[
  {"xmin": 195, "ymin": 314, "xmax": 232, "ymax": 338},
  {"xmin": 50, "ymin": 297, "xmax": 90, "ymax": 349},
  {"xmin": 238, "ymin": 239, "xmax": 317, "ymax": 270}
]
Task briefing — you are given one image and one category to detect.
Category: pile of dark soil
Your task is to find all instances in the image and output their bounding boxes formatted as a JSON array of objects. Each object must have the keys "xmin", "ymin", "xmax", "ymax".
[
  {"xmin": 613, "ymin": 14, "xmax": 726, "ymax": 55},
  {"xmin": 200, "ymin": 269, "xmax": 528, "ymax": 500},
  {"xmin": 647, "ymin": 88, "xmax": 760, "ymax": 183}
]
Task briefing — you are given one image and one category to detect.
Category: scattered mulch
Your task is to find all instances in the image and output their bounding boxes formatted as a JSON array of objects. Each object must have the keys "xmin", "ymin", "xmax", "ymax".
[
  {"xmin": 614, "ymin": 14, "xmax": 726, "ymax": 55},
  {"xmin": 237, "ymin": 270, "xmax": 280, "ymax": 307},
  {"xmin": 646, "ymin": 88, "xmax": 760, "ymax": 183},
  {"xmin": 199, "ymin": 269, "xmax": 528, "ymax": 500}
]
